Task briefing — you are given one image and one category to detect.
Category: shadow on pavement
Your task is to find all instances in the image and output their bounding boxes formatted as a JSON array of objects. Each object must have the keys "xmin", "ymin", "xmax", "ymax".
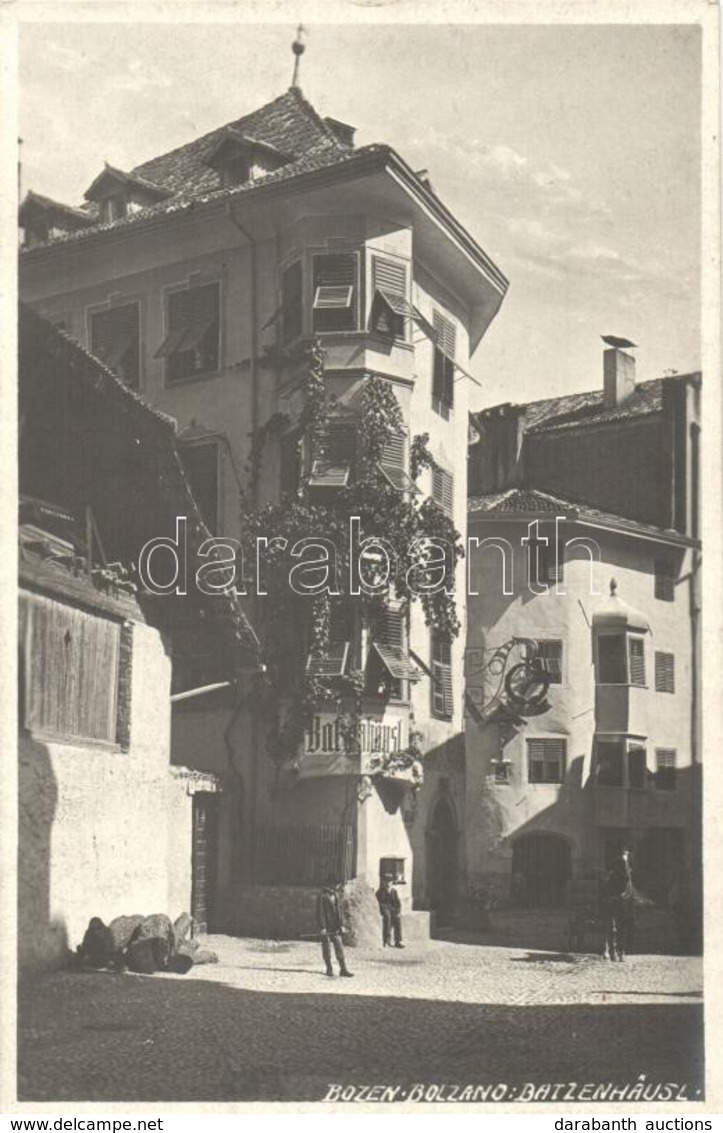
[{"xmin": 17, "ymin": 969, "xmax": 704, "ymax": 1104}]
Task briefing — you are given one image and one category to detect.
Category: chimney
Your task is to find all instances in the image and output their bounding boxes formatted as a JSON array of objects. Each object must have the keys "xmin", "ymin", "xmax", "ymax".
[{"xmin": 603, "ymin": 346, "xmax": 636, "ymax": 407}]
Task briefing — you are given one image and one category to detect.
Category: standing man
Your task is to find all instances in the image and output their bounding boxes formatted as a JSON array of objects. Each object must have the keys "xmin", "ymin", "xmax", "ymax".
[
  {"xmin": 376, "ymin": 873, "xmax": 404, "ymax": 948},
  {"xmin": 317, "ymin": 877, "xmax": 354, "ymax": 978}
]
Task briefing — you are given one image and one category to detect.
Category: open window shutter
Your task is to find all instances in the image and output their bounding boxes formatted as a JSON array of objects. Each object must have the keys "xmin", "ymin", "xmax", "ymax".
[
  {"xmin": 372, "ymin": 607, "xmax": 418, "ymax": 681},
  {"xmin": 312, "ymin": 254, "xmax": 357, "ymax": 331},
  {"xmin": 91, "ymin": 304, "xmax": 140, "ymax": 389},
  {"xmin": 432, "ymin": 632, "xmax": 453, "ymax": 716}
]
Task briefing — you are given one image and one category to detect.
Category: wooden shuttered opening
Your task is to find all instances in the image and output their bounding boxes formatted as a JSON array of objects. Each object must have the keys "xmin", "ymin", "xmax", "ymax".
[
  {"xmin": 655, "ymin": 748, "xmax": 677, "ymax": 791},
  {"xmin": 20, "ymin": 591, "xmax": 121, "ymax": 744},
  {"xmin": 628, "ymin": 637, "xmax": 646, "ymax": 687},
  {"xmin": 527, "ymin": 738, "xmax": 566, "ymax": 784},
  {"xmin": 378, "ymin": 432, "xmax": 418, "ymax": 494},
  {"xmin": 432, "ymin": 465, "xmax": 454, "ymax": 516},
  {"xmin": 157, "ymin": 282, "xmax": 220, "ymax": 382},
  {"xmin": 372, "ymin": 607, "xmax": 418, "ymax": 681},
  {"xmin": 370, "ymin": 257, "xmax": 411, "ymax": 338},
  {"xmin": 309, "ymin": 424, "xmax": 356, "ymax": 488},
  {"xmin": 655, "ymin": 651, "xmax": 675, "ymax": 693},
  {"xmin": 307, "ymin": 602, "xmax": 354, "ymax": 678},
  {"xmin": 535, "ymin": 640, "xmax": 563, "ymax": 683},
  {"xmin": 312, "ymin": 254, "xmax": 357, "ymax": 332},
  {"xmin": 432, "ymin": 310, "xmax": 456, "ymax": 412},
  {"xmin": 282, "ymin": 260, "xmax": 303, "ymax": 344},
  {"xmin": 90, "ymin": 303, "xmax": 140, "ymax": 389},
  {"xmin": 431, "ymin": 631, "xmax": 453, "ymax": 718},
  {"xmin": 654, "ymin": 560, "xmax": 675, "ymax": 601}
]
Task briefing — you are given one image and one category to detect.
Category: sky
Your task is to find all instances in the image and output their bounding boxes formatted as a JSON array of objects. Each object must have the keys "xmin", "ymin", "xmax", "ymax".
[{"xmin": 18, "ymin": 12, "xmax": 703, "ymax": 411}]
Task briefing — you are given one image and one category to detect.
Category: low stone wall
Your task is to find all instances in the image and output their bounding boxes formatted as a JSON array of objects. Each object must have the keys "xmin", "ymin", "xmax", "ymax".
[{"xmin": 223, "ymin": 881, "xmax": 430, "ymax": 948}]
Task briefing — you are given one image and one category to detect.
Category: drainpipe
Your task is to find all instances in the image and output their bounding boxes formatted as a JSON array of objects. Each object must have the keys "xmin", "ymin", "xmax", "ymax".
[{"xmin": 225, "ymin": 203, "xmax": 262, "ymax": 878}]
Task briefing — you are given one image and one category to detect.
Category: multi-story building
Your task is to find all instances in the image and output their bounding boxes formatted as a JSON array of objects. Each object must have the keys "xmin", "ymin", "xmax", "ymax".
[
  {"xmin": 465, "ymin": 345, "xmax": 701, "ymax": 921},
  {"xmin": 19, "ymin": 80, "xmax": 508, "ymax": 939}
]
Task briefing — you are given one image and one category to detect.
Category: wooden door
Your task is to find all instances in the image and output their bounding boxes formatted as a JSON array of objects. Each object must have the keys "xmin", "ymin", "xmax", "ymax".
[{"xmin": 191, "ymin": 792, "xmax": 219, "ymax": 934}]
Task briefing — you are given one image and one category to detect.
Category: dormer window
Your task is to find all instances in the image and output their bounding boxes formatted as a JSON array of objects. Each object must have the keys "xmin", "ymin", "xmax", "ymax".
[
  {"xmin": 83, "ymin": 164, "xmax": 169, "ymax": 226},
  {"xmin": 102, "ymin": 195, "xmax": 127, "ymax": 224},
  {"xmin": 203, "ymin": 128, "xmax": 291, "ymax": 189}
]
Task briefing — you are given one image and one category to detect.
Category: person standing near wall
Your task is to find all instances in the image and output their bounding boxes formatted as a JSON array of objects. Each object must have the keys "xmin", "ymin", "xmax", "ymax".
[
  {"xmin": 376, "ymin": 873, "xmax": 404, "ymax": 948},
  {"xmin": 317, "ymin": 878, "xmax": 354, "ymax": 978}
]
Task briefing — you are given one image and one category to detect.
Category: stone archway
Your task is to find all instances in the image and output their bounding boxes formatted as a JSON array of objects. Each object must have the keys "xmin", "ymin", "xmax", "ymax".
[
  {"xmin": 511, "ymin": 832, "xmax": 571, "ymax": 908},
  {"xmin": 427, "ymin": 797, "xmax": 459, "ymax": 927}
]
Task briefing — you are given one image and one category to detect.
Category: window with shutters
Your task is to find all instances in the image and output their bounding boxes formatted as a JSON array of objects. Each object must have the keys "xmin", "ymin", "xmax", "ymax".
[
  {"xmin": 156, "ymin": 282, "xmax": 221, "ymax": 383},
  {"xmin": 312, "ymin": 253, "xmax": 358, "ymax": 333},
  {"xmin": 628, "ymin": 636, "xmax": 646, "ymax": 687},
  {"xmin": 431, "ymin": 630, "xmax": 453, "ymax": 719},
  {"xmin": 307, "ymin": 602, "xmax": 355, "ymax": 679},
  {"xmin": 281, "ymin": 260, "xmax": 303, "ymax": 345},
  {"xmin": 19, "ymin": 591, "xmax": 123, "ymax": 745},
  {"xmin": 90, "ymin": 303, "xmax": 140, "ymax": 389},
  {"xmin": 528, "ymin": 529, "xmax": 564, "ymax": 587},
  {"xmin": 369, "ymin": 256, "xmax": 411, "ymax": 340},
  {"xmin": 596, "ymin": 633, "xmax": 627, "ymax": 684},
  {"xmin": 527, "ymin": 738, "xmax": 566, "ymax": 784},
  {"xmin": 308, "ymin": 424, "xmax": 356, "ymax": 491},
  {"xmin": 654, "ymin": 748, "xmax": 677, "ymax": 791},
  {"xmin": 179, "ymin": 441, "xmax": 220, "ymax": 534},
  {"xmin": 377, "ymin": 432, "xmax": 418, "ymax": 494},
  {"xmin": 627, "ymin": 745, "xmax": 647, "ymax": 789},
  {"xmin": 280, "ymin": 430, "xmax": 303, "ymax": 498},
  {"xmin": 366, "ymin": 606, "xmax": 416, "ymax": 701},
  {"xmin": 431, "ymin": 465, "xmax": 454, "ymax": 517},
  {"xmin": 655, "ymin": 651, "xmax": 676, "ymax": 694},
  {"xmin": 654, "ymin": 559, "xmax": 676, "ymax": 602},
  {"xmin": 533, "ymin": 640, "xmax": 563, "ymax": 684},
  {"xmin": 595, "ymin": 740, "xmax": 624, "ymax": 787},
  {"xmin": 432, "ymin": 310, "xmax": 455, "ymax": 417}
]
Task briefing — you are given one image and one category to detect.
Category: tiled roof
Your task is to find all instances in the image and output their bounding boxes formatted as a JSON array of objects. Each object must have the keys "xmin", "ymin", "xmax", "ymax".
[
  {"xmin": 468, "ymin": 486, "xmax": 694, "ymax": 544},
  {"xmin": 132, "ymin": 85, "xmax": 347, "ymax": 198},
  {"xmin": 19, "ymin": 190, "xmax": 94, "ymax": 225},
  {"xmin": 84, "ymin": 163, "xmax": 172, "ymax": 201},
  {"xmin": 472, "ymin": 372, "xmax": 700, "ymax": 436}
]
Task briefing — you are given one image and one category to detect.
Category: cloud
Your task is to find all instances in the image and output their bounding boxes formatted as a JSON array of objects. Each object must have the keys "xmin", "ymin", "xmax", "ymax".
[
  {"xmin": 109, "ymin": 59, "xmax": 172, "ymax": 93},
  {"xmin": 44, "ymin": 42, "xmax": 89, "ymax": 71}
]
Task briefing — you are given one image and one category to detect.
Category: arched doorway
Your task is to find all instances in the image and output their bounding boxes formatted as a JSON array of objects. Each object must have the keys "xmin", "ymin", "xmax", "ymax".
[
  {"xmin": 512, "ymin": 833, "xmax": 571, "ymax": 908},
  {"xmin": 427, "ymin": 798, "xmax": 459, "ymax": 927}
]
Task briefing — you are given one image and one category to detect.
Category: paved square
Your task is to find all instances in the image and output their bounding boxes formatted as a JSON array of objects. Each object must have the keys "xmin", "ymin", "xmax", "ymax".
[{"xmin": 18, "ymin": 938, "xmax": 704, "ymax": 1104}]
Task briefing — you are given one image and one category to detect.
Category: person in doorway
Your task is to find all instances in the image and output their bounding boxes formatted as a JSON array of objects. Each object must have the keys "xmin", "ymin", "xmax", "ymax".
[
  {"xmin": 603, "ymin": 847, "xmax": 636, "ymax": 960},
  {"xmin": 376, "ymin": 873, "xmax": 404, "ymax": 948},
  {"xmin": 317, "ymin": 878, "xmax": 354, "ymax": 978}
]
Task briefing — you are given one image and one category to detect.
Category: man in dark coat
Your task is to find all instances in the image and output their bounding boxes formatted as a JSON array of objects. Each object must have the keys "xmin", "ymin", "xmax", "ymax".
[
  {"xmin": 376, "ymin": 874, "xmax": 404, "ymax": 948},
  {"xmin": 604, "ymin": 848, "xmax": 635, "ymax": 960},
  {"xmin": 317, "ymin": 879, "xmax": 353, "ymax": 978}
]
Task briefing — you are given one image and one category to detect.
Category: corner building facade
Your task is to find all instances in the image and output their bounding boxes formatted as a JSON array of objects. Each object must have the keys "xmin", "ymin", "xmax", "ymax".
[{"xmin": 20, "ymin": 87, "xmax": 508, "ymax": 940}]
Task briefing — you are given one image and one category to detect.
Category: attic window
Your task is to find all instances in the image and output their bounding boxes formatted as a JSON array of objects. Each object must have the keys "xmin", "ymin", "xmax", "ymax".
[
  {"xmin": 222, "ymin": 154, "xmax": 251, "ymax": 188},
  {"xmin": 101, "ymin": 195, "xmax": 127, "ymax": 224}
]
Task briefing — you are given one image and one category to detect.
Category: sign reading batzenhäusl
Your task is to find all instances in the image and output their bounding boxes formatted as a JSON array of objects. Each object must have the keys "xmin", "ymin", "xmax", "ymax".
[{"xmin": 298, "ymin": 711, "xmax": 409, "ymax": 776}]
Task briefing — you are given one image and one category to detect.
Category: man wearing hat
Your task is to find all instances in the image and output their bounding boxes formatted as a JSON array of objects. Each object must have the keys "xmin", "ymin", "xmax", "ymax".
[
  {"xmin": 376, "ymin": 873, "xmax": 404, "ymax": 948},
  {"xmin": 317, "ymin": 877, "xmax": 354, "ymax": 978}
]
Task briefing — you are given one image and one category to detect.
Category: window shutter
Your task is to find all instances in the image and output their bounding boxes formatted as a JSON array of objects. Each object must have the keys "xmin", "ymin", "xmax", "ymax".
[
  {"xmin": 655, "ymin": 748, "xmax": 677, "ymax": 791},
  {"xmin": 654, "ymin": 560, "xmax": 675, "ymax": 602},
  {"xmin": 655, "ymin": 651, "xmax": 675, "ymax": 693},
  {"xmin": 628, "ymin": 637, "xmax": 646, "ymax": 687},
  {"xmin": 433, "ymin": 311, "xmax": 456, "ymax": 360},
  {"xmin": 432, "ymin": 466, "xmax": 454, "ymax": 516},
  {"xmin": 382, "ymin": 433, "xmax": 405, "ymax": 470},
  {"xmin": 23, "ymin": 593, "xmax": 120, "ymax": 743},
  {"xmin": 312, "ymin": 254, "xmax": 357, "ymax": 332},
  {"xmin": 282, "ymin": 261, "xmax": 303, "ymax": 344},
  {"xmin": 179, "ymin": 442, "xmax": 220, "ymax": 534},
  {"xmin": 373, "ymin": 257, "xmax": 406, "ymax": 296},
  {"xmin": 536, "ymin": 640, "xmax": 563, "ymax": 683},
  {"xmin": 431, "ymin": 631, "xmax": 453, "ymax": 717},
  {"xmin": 90, "ymin": 304, "xmax": 140, "ymax": 389},
  {"xmin": 161, "ymin": 283, "xmax": 220, "ymax": 381},
  {"xmin": 527, "ymin": 738, "xmax": 566, "ymax": 783}
]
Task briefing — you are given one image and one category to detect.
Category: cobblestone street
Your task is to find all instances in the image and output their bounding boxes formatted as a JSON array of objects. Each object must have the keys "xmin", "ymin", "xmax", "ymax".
[{"xmin": 18, "ymin": 938, "xmax": 704, "ymax": 1104}]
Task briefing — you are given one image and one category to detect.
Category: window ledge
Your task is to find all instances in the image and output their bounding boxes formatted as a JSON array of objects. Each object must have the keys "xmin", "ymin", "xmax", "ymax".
[{"xmin": 21, "ymin": 727, "xmax": 124, "ymax": 753}]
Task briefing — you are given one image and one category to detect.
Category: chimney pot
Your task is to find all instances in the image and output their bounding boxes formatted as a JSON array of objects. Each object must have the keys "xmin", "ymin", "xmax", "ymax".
[{"xmin": 603, "ymin": 347, "xmax": 636, "ymax": 407}]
